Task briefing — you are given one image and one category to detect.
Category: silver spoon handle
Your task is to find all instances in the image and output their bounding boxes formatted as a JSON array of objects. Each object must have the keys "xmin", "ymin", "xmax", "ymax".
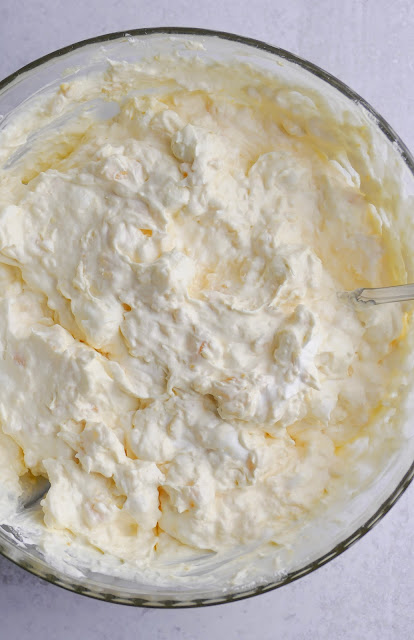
[{"xmin": 352, "ymin": 283, "xmax": 414, "ymax": 305}]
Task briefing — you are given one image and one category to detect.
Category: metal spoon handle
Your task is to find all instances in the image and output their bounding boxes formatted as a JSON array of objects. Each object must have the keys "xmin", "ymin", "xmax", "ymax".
[{"xmin": 352, "ymin": 283, "xmax": 414, "ymax": 305}]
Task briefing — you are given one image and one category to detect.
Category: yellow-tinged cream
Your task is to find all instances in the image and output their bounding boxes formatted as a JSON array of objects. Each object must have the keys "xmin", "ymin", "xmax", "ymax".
[{"xmin": 0, "ymin": 53, "xmax": 411, "ymax": 585}]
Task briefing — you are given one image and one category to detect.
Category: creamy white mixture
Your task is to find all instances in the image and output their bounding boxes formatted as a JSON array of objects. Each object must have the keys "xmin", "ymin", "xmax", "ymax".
[{"xmin": 0, "ymin": 51, "xmax": 411, "ymax": 586}]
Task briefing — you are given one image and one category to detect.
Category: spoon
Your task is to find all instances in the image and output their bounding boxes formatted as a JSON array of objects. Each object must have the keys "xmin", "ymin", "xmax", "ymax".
[
  {"xmin": 19, "ymin": 473, "xmax": 50, "ymax": 509},
  {"xmin": 342, "ymin": 283, "xmax": 414, "ymax": 306}
]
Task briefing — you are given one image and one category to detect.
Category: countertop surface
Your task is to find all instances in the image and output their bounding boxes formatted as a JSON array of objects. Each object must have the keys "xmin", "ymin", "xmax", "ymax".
[{"xmin": 0, "ymin": 1, "xmax": 413, "ymax": 638}]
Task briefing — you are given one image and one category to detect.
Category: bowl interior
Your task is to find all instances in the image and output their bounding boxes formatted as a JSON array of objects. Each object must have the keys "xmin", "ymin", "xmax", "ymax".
[{"xmin": 0, "ymin": 28, "xmax": 413, "ymax": 607}]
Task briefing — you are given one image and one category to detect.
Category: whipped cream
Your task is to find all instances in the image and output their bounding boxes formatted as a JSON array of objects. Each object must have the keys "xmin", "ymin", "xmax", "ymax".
[{"xmin": 0, "ymin": 48, "xmax": 411, "ymax": 588}]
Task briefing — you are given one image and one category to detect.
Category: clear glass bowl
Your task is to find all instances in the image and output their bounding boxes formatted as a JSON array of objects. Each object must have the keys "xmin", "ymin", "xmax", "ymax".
[{"xmin": 0, "ymin": 28, "xmax": 413, "ymax": 608}]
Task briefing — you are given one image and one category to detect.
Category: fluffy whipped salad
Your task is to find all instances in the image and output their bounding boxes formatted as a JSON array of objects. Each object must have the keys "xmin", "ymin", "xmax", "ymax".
[{"xmin": 0, "ymin": 43, "xmax": 412, "ymax": 592}]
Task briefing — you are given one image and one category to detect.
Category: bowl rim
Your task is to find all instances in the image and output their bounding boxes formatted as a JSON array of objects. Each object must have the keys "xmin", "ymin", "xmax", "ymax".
[{"xmin": 0, "ymin": 26, "xmax": 413, "ymax": 608}]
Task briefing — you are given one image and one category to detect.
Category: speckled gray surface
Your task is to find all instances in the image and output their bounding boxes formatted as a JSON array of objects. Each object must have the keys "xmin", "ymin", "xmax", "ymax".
[{"xmin": 0, "ymin": 1, "xmax": 413, "ymax": 638}]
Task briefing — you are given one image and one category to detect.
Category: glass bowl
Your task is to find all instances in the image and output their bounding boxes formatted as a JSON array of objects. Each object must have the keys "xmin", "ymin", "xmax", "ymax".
[{"xmin": 0, "ymin": 27, "xmax": 413, "ymax": 608}]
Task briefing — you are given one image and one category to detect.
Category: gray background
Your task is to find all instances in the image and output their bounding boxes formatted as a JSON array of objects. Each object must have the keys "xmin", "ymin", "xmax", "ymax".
[{"xmin": 0, "ymin": 1, "xmax": 413, "ymax": 638}]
